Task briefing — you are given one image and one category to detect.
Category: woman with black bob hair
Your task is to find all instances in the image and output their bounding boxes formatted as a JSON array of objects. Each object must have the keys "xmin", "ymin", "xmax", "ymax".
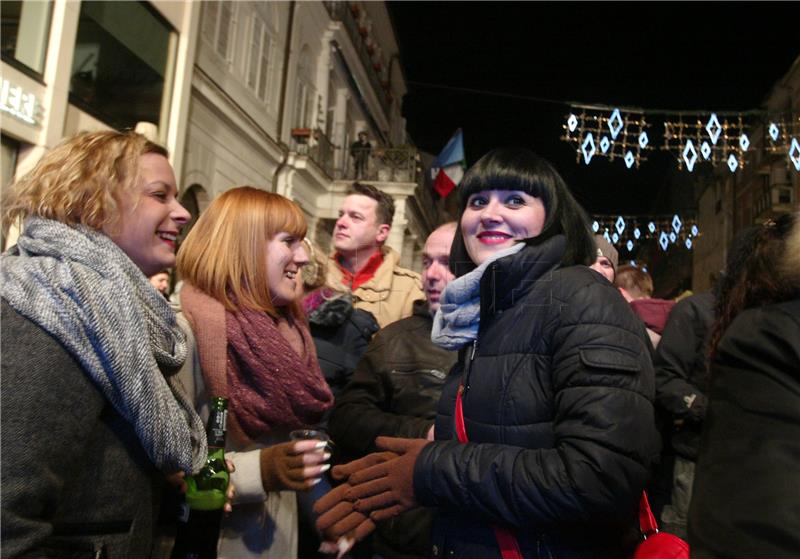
[{"xmin": 315, "ymin": 147, "xmax": 660, "ymax": 558}]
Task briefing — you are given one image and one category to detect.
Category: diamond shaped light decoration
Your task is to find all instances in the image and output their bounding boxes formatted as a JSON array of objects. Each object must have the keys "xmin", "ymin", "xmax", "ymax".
[
  {"xmin": 600, "ymin": 136, "xmax": 611, "ymax": 153},
  {"xmin": 789, "ymin": 138, "xmax": 800, "ymax": 171},
  {"xmin": 582, "ymin": 133, "xmax": 596, "ymax": 165},
  {"xmin": 567, "ymin": 114, "xmax": 578, "ymax": 132},
  {"xmin": 701, "ymin": 141, "xmax": 711, "ymax": 160},
  {"xmin": 672, "ymin": 214, "xmax": 682, "ymax": 233},
  {"xmin": 639, "ymin": 131, "xmax": 649, "ymax": 149},
  {"xmin": 685, "ymin": 238, "xmax": 693, "ymax": 250},
  {"xmin": 691, "ymin": 225, "xmax": 699, "ymax": 236},
  {"xmin": 624, "ymin": 151, "xmax": 635, "ymax": 169},
  {"xmin": 727, "ymin": 153, "xmax": 739, "ymax": 173},
  {"xmin": 769, "ymin": 122, "xmax": 780, "ymax": 141},
  {"xmin": 739, "ymin": 133, "xmax": 750, "ymax": 151},
  {"xmin": 706, "ymin": 113, "xmax": 722, "ymax": 145},
  {"xmin": 669, "ymin": 232, "xmax": 677, "ymax": 243},
  {"xmin": 626, "ymin": 240, "xmax": 634, "ymax": 252},
  {"xmin": 634, "ymin": 227, "xmax": 641, "ymax": 240},
  {"xmin": 592, "ymin": 220, "xmax": 600, "ymax": 233},
  {"xmin": 608, "ymin": 108, "xmax": 623, "ymax": 140},
  {"xmin": 611, "ymin": 232, "xmax": 619, "ymax": 243},
  {"xmin": 615, "ymin": 216, "xmax": 626, "ymax": 235},
  {"xmin": 683, "ymin": 140, "xmax": 698, "ymax": 172},
  {"xmin": 648, "ymin": 222, "xmax": 656, "ymax": 234},
  {"xmin": 659, "ymin": 231, "xmax": 669, "ymax": 251}
]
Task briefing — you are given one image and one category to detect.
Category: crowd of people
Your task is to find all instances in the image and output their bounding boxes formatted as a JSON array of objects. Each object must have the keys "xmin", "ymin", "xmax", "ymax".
[{"xmin": 1, "ymin": 130, "xmax": 797, "ymax": 559}]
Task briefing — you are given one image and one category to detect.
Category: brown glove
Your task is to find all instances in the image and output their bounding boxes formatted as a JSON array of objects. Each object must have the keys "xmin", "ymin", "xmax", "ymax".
[
  {"xmin": 260, "ymin": 442, "xmax": 316, "ymax": 492},
  {"xmin": 315, "ymin": 481, "xmax": 377, "ymax": 543},
  {"xmin": 347, "ymin": 437, "xmax": 429, "ymax": 522}
]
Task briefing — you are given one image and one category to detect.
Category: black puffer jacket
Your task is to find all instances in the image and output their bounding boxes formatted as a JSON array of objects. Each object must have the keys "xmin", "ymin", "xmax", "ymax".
[
  {"xmin": 653, "ymin": 291, "xmax": 714, "ymax": 459},
  {"xmin": 412, "ymin": 238, "xmax": 660, "ymax": 559},
  {"xmin": 330, "ymin": 300, "xmax": 457, "ymax": 559}
]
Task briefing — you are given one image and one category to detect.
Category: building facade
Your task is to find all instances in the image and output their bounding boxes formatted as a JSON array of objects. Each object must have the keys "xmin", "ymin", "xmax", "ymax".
[{"xmin": 693, "ymin": 56, "xmax": 800, "ymax": 292}]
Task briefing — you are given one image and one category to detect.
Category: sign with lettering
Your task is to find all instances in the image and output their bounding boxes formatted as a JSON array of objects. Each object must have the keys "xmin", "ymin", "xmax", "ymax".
[{"xmin": 0, "ymin": 77, "xmax": 42, "ymax": 126}]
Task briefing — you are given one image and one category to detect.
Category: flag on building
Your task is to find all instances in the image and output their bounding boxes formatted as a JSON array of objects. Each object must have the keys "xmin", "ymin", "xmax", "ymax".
[{"xmin": 430, "ymin": 129, "xmax": 465, "ymax": 198}]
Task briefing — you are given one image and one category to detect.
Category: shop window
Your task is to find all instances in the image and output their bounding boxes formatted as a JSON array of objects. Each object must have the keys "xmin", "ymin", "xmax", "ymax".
[
  {"xmin": 69, "ymin": 1, "xmax": 176, "ymax": 132},
  {"xmin": 1, "ymin": 0, "xmax": 52, "ymax": 75}
]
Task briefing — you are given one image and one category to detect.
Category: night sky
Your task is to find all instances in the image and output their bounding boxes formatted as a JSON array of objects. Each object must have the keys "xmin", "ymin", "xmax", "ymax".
[{"xmin": 387, "ymin": 2, "xmax": 799, "ymax": 216}]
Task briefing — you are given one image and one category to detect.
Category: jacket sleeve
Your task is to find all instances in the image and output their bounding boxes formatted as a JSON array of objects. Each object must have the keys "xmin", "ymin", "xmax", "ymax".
[
  {"xmin": 329, "ymin": 332, "xmax": 433, "ymax": 460},
  {"xmin": 653, "ymin": 299, "xmax": 708, "ymax": 421},
  {"xmin": 1, "ymin": 304, "xmax": 107, "ymax": 558},
  {"xmin": 413, "ymin": 282, "xmax": 659, "ymax": 528}
]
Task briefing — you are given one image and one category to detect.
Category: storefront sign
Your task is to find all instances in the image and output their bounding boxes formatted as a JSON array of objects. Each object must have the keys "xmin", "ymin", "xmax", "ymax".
[{"xmin": 0, "ymin": 77, "xmax": 41, "ymax": 126}]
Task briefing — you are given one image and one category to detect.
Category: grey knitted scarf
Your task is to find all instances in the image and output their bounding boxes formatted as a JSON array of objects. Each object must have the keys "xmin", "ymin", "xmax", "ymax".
[
  {"xmin": 431, "ymin": 243, "xmax": 524, "ymax": 350},
  {"xmin": 1, "ymin": 217, "xmax": 207, "ymax": 474}
]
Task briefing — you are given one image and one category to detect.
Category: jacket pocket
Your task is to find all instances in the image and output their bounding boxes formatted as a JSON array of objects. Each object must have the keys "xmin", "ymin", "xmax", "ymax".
[{"xmin": 579, "ymin": 346, "xmax": 641, "ymax": 374}]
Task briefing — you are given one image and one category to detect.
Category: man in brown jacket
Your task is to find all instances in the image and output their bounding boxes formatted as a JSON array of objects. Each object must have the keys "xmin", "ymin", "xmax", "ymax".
[{"xmin": 327, "ymin": 182, "xmax": 423, "ymax": 329}]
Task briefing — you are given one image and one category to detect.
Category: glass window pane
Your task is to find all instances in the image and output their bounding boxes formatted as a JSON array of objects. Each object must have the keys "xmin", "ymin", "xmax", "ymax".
[
  {"xmin": 247, "ymin": 18, "xmax": 262, "ymax": 90},
  {"xmin": 202, "ymin": 1, "xmax": 218, "ymax": 43},
  {"xmin": 69, "ymin": 1, "xmax": 175, "ymax": 131},
  {"xmin": 1, "ymin": 0, "xmax": 53, "ymax": 74},
  {"xmin": 217, "ymin": 2, "xmax": 232, "ymax": 58},
  {"xmin": 257, "ymin": 38, "xmax": 270, "ymax": 100}
]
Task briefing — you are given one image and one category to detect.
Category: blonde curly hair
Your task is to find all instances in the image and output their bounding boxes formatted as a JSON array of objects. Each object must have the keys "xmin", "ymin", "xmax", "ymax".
[{"xmin": 2, "ymin": 130, "xmax": 168, "ymax": 233}]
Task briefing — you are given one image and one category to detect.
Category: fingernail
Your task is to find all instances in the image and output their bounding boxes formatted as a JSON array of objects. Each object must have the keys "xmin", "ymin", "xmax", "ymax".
[
  {"xmin": 310, "ymin": 477, "xmax": 322, "ymax": 486},
  {"xmin": 319, "ymin": 463, "xmax": 331, "ymax": 473},
  {"xmin": 314, "ymin": 441, "xmax": 328, "ymax": 450},
  {"xmin": 322, "ymin": 452, "xmax": 331, "ymax": 461}
]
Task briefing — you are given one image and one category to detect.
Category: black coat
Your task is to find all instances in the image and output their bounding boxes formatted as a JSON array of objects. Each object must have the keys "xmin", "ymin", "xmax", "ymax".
[
  {"xmin": 412, "ymin": 238, "xmax": 660, "ymax": 559},
  {"xmin": 330, "ymin": 300, "xmax": 457, "ymax": 559},
  {"xmin": 688, "ymin": 299, "xmax": 800, "ymax": 559},
  {"xmin": 1, "ymin": 300, "xmax": 163, "ymax": 558},
  {"xmin": 653, "ymin": 292, "xmax": 715, "ymax": 459}
]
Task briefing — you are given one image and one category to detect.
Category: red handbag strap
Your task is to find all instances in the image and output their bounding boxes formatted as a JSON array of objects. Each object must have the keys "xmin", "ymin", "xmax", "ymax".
[
  {"xmin": 638, "ymin": 490, "xmax": 658, "ymax": 537},
  {"xmin": 456, "ymin": 385, "xmax": 523, "ymax": 559}
]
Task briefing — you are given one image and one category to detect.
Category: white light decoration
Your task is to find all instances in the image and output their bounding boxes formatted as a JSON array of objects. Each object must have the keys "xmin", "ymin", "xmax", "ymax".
[
  {"xmin": 701, "ymin": 141, "xmax": 711, "ymax": 160},
  {"xmin": 642, "ymin": 266, "xmax": 648, "ymax": 273},
  {"xmin": 691, "ymin": 225, "xmax": 699, "ymax": 236},
  {"xmin": 683, "ymin": 140, "xmax": 698, "ymax": 172},
  {"xmin": 567, "ymin": 114, "xmax": 578, "ymax": 132},
  {"xmin": 626, "ymin": 240, "xmax": 634, "ymax": 251},
  {"xmin": 685, "ymin": 238, "xmax": 693, "ymax": 250},
  {"xmin": 615, "ymin": 216, "xmax": 626, "ymax": 235},
  {"xmin": 612, "ymin": 232, "xmax": 619, "ymax": 243},
  {"xmin": 769, "ymin": 122, "xmax": 780, "ymax": 141},
  {"xmin": 727, "ymin": 153, "xmax": 739, "ymax": 173},
  {"xmin": 608, "ymin": 108, "xmax": 623, "ymax": 139},
  {"xmin": 592, "ymin": 220, "xmax": 600, "ymax": 233},
  {"xmin": 624, "ymin": 151, "xmax": 635, "ymax": 168},
  {"xmin": 669, "ymin": 232, "xmax": 677, "ymax": 243},
  {"xmin": 630, "ymin": 260, "xmax": 636, "ymax": 267},
  {"xmin": 659, "ymin": 232, "xmax": 669, "ymax": 251},
  {"xmin": 639, "ymin": 131, "xmax": 649, "ymax": 149},
  {"xmin": 600, "ymin": 136, "xmax": 611, "ymax": 153},
  {"xmin": 790, "ymin": 138, "xmax": 800, "ymax": 171},
  {"xmin": 603, "ymin": 230, "xmax": 612, "ymax": 244},
  {"xmin": 706, "ymin": 113, "xmax": 722, "ymax": 145},
  {"xmin": 582, "ymin": 133, "xmax": 596, "ymax": 165},
  {"xmin": 648, "ymin": 222, "xmax": 656, "ymax": 233},
  {"xmin": 672, "ymin": 214, "xmax": 682, "ymax": 233},
  {"xmin": 739, "ymin": 133, "xmax": 750, "ymax": 151},
  {"xmin": 634, "ymin": 227, "xmax": 641, "ymax": 239}
]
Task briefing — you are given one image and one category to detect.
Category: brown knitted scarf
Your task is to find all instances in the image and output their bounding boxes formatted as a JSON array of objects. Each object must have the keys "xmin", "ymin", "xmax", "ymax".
[{"xmin": 180, "ymin": 284, "xmax": 333, "ymax": 447}]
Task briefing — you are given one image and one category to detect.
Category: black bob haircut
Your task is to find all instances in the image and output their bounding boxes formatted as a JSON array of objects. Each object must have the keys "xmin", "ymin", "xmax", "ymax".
[{"xmin": 449, "ymin": 147, "xmax": 596, "ymax": 277}]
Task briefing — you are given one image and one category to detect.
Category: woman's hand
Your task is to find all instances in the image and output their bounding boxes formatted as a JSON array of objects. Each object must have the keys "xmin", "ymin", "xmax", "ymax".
[{"xmin": 260, "ymin": 439, "xmax": 330, "ymax": 492}]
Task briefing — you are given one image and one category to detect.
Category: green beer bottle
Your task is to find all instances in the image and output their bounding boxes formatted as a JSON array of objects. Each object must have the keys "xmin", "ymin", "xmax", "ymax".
[{"xmin": 172, "ymin": 397, "xmax": 229, "ymax": 559}]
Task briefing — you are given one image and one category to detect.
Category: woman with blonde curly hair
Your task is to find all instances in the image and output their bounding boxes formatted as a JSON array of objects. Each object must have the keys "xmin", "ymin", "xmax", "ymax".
[
  {"xmin": 1, "ymin": 130, "xmax": 207, "ymax": 557},
  {"xmin": 175, "ymin": 186, "xmax": 339, "ymax": 558}
]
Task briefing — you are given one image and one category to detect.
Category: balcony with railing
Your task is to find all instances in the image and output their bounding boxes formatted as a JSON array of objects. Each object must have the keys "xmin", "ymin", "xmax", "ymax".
[{"xmin": 323, "ymin": 0, "xmax": 392, "ymax": 115}]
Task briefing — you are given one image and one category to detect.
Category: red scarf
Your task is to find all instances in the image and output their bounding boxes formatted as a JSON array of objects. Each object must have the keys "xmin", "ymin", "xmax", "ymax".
[
  {"xmin": 334, "ymin": 250, "xmax": 384, "ymax": 290},
  {"xmin": 181, "ymin": 284, "xmax": 333, "ymax": 446}
]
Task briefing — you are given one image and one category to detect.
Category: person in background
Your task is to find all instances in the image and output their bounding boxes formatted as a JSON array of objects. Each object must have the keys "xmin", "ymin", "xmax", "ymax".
[
  {"xmin": 1, "ymin": 131, "xmax": 207, "ymax": 557},
  {"xmin": 615, "ymin": 264, "xmax": 674, "ymax": 348},
  {"xmin": 328, "ymin": 222, "xmax": 458, "ymax": 559},
  {"xmin": 689, "ymin": 212, "xmax": 800, "ymax": 558},
  {"xmin": 350, "ymin": 132, "xmax": 372, "ymax": 180},
  {"xmin": 175, "ymin": 187, "xmax": 338, "ymax": 558},
  {"xmin": 327, "ymin": 182, "xmax": 423, "ymax": 329},
  {"xmin": 589, "ymin": 234, "xmax": 618, "ymax": 283},
  {"xmin": 150, "ymin": 269, "xmax": 171, "ymax": 298},
  {"xmin": 315, "ymin": 147, "xmax": 659, "ymax": 558}
]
